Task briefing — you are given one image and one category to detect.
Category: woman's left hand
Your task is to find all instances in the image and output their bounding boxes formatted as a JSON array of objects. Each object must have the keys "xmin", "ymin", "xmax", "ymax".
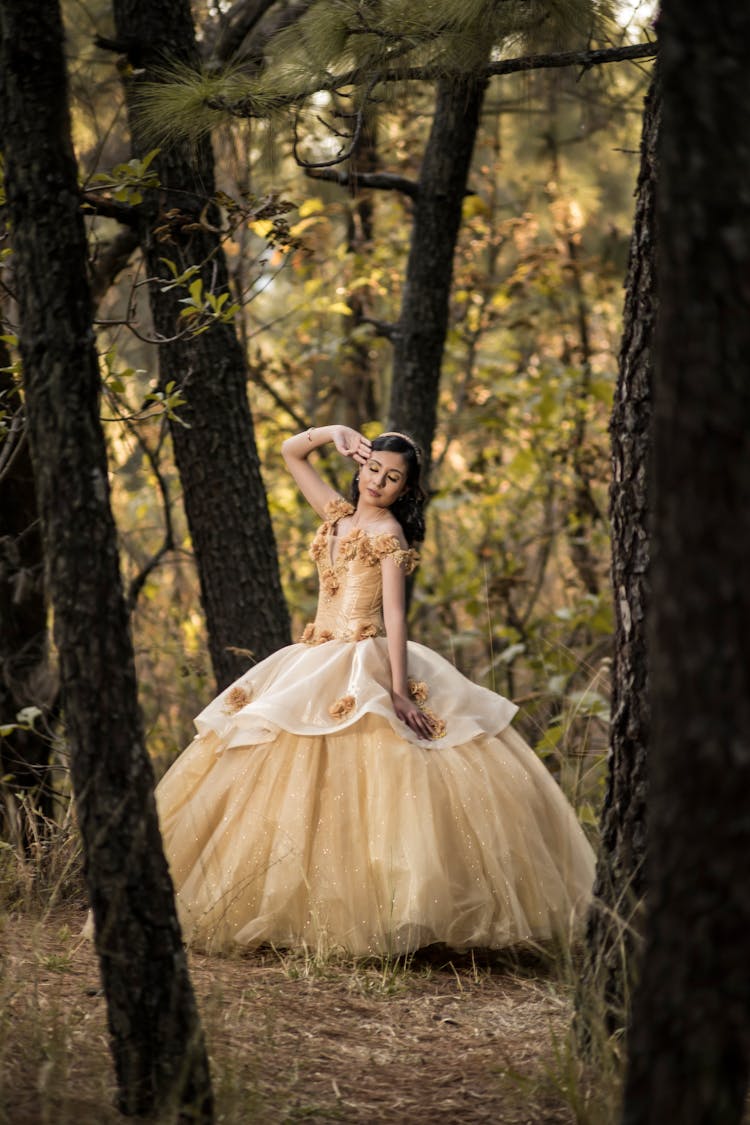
[
  {"xmin": 392, "ymin": 692, "xmax": 436, "ymax": 741},
  {"xmin": 330, "ymin": 425, "xmax": 371, "ymax": 465}
]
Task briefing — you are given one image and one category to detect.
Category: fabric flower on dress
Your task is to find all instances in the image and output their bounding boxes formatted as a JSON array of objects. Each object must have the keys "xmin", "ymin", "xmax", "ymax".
[
  {"xmin": 393, "ymin": 547, "xmax": 419, "ymax": 575},
  {"xmin": 328, "ymin": 695, "xmax": 356, "ymax": 720},
  {"xmin": 320, "ymin": 568, "xmax": 340, "ymax": 597},
  {"xmin": 355, "ymin": 622, "xmax": 379, "ymax": 641},
  {"xmin": 404, "ymin": 678, "xmax": 445, "ymax": 740},
  {"xmin": 339, "ymin": 530, "xmax": 363, "ymax": 561},
  {"xmin": 371, "ymin": 533, "xmax": 401, "ymax": 560},
  {"xmin": 224, "ymin": 685, "xmax": 253, "ymax": 714},
  {"xmin": 407, "ymin": 678, "xmax": 429, "ymax": 705},
  {"xmin": 368, "ymin": 533, "xmax": 420, "ymax": 574},
  {"xmin": 357, "ymin": 536, "xmax": 380, "ymax": 567},
  {"xmin": 309, "ymin": 530, "xmax": 327, "ymax": 561},
  {"xmin": 300, "ymin": 624, "xmax": 334, "ymax": 645},
  {"xmin": 323, "ymin": 498, "xmax": 355, "ymax": 523},
  {"xmin": 421, "ymin": 707, "xmax": 447, "ymax": 741}
]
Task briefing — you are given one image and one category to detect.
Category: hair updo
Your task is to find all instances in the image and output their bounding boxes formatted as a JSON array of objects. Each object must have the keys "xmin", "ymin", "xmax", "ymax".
[{"xmin": 350, "ymin": 432, "xmax": 426, "ymax": 545}]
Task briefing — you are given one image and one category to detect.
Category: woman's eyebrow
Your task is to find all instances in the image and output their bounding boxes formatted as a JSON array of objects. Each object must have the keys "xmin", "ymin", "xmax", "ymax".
[{"xmin": 369, "ymin": 457, "xmax": 403, "ymax": 477}]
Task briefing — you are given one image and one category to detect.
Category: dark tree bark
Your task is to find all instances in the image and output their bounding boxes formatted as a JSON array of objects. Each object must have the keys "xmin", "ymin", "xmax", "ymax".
[
  {"xmin": 622, "ymin": 7, "xmax": 750, "ymax": 1122},
  {"xmin": 109, "ymin": 0, "xmax": 291, "ymax": 690},
  {"xmin": 387, "ymin": 76, "xmax": 488, "ymax": 479},
  {"xmin": 0, "ymin": 359, "xmax": 57, "ymax": 834},
  {"xmin": 577, "ymin": 70, "xmax": 659, "ymax": 1041},
  {"xmin": 0, "ymin": 2, "xmax": 213, "ymax": 1117}
]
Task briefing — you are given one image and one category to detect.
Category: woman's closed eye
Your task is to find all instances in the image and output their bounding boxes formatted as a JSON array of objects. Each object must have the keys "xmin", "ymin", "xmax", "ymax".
[{"xmin": 367, "ymin": 460, "xmax": 402, "ymax": 484}]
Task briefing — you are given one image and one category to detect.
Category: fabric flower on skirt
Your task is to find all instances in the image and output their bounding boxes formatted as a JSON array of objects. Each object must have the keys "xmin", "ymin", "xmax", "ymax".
[
  {"xmin": 421, "ymin": 707, "xmax": 447, "ymax": 741},
  {"xmin": 328, "ymin": 695, "xmax": 356, "ymax": 720},
  {"xmin": 407, "ymin": 678, "xmax": 429, "ymax": 705},
  {"xmin": 404, "ymin": 678, "xmax": 445, "ymax": 740},
  {"xmin": 224, "ymin": 685, "xmax": 253, "ymax": 714}
]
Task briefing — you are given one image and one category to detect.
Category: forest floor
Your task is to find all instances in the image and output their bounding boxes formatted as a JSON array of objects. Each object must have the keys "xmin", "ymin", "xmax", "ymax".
[{"xmin": 0, "ymin": 904, "xmax": 600, "ymax": 1125}]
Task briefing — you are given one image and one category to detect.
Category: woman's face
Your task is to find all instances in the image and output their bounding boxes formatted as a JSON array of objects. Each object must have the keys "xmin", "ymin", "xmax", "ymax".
[{"xmin": 360, "ymin": 451, "xmax": 409, "ymax": 508}]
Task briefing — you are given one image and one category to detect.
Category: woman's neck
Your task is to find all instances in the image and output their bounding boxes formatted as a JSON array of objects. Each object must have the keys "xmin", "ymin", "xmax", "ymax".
[{"xmin": 352, "ymin": 499, "xmax": 390, "ymax": 528}]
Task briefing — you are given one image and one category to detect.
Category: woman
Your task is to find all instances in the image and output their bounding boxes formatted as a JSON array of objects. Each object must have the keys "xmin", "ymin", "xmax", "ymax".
[{"xmin": 155, "ymin": 425, "xmax": 595, "ymax": 955}]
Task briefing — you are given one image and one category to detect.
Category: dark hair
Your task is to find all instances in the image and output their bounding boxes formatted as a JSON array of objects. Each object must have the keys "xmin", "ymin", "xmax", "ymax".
[{"xmin": 350, "ymin": 433, "xmax": 426, "ymax": 545}]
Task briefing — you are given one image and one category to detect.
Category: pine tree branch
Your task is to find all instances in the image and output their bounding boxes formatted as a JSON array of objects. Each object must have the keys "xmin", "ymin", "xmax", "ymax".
[
  {"xmin": 208, "ymin": 40, "xmax": 657, "ymax": 118},
  {"xmin": 392, "ymin": 40, "xmax": 657, "ymax": 85}
]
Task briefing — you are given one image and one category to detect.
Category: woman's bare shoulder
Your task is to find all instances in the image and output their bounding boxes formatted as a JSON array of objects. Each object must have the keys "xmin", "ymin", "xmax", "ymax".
[{"xmin": 379, "ymin": 517, "xmax": 408, "ymax": 547}]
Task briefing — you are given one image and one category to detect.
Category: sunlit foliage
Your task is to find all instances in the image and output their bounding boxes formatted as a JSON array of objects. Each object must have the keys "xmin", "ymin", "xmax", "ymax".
[{"xmin": 1, "ymin": 2, "xmax": 654, "ymax": 822}]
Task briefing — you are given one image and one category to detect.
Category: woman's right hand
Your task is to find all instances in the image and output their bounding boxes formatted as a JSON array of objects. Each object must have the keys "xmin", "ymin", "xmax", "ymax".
[
  {"xmin": 330, "ymin": 426, "xmax": 371, "ymax": 466},
  {"xmin": 392, "ymin": 692, "xmax": 436, "ymax": 741}
]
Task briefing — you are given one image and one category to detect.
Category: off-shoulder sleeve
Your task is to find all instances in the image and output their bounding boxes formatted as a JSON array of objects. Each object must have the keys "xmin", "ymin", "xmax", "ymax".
[{"xmin": 371, "ymin": 533, "xmax": 420, "ymax": 574}]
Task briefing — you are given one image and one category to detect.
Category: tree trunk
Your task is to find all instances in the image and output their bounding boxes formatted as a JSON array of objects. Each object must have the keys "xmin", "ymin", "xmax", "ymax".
[
  {"xmin": 577, "ymin": 70, "xmax": 659, "ymax": 1042},
  {"xmin": 340, "ymin": 108, "xmax": 380, "ymax": 428},
  {"xmin": 0, "ymin": 2, "xmax": 213, "ymax": 1117},
  {"xmin": 387, "ymin": 76, "xmax": 488, "ymax": 479},
  {"xmin": 622, "ymin": 7, "xmax": 750, "ymax": 1122},
  {"xmin": 0, "ymin": 358, "xmax": 57, "ymax": 836},
  {"xmin": 110, "ymin": 0, "xmax": 291, "ymax": 690}
]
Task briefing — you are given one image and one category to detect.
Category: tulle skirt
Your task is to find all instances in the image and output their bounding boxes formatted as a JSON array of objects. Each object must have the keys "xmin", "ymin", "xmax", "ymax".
[{"xmin": 155, "ymin": 639, "xmax": 595, "ymax": 955}]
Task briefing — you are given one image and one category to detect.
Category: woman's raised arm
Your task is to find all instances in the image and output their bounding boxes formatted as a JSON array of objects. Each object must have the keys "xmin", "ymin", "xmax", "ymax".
[{"xmin": 281, "ymin": 425, "xmax": 371, "ymax": 518}]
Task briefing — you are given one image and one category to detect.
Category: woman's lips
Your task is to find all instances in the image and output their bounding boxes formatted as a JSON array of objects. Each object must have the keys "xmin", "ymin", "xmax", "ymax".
[{"xmin": 367, "ymin": 488, "xmax": 381, "ymax": 498}]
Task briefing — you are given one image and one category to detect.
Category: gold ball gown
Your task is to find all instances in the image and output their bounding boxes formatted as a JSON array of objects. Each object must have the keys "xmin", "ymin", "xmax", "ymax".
[{"xmin": 156, "ymin": 499, "xmax": 596, "ymax": 955}]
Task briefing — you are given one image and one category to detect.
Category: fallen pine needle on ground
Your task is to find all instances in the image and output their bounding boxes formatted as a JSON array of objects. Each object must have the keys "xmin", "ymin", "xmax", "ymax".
[{"xmin": 1, "ymin": 905, "xmax": 585, "ymax": 1124}]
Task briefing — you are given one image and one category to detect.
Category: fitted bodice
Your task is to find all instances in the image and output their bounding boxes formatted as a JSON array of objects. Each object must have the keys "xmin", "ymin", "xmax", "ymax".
[{"xmin": 301, "ymin": 499, "xmax": 419, "ymax": 645}]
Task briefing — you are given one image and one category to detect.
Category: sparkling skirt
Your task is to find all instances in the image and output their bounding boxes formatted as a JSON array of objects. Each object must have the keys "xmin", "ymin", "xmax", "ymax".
[{"xmin": 155, "ymin": 639, "xmax": 596, "ymax": 955}]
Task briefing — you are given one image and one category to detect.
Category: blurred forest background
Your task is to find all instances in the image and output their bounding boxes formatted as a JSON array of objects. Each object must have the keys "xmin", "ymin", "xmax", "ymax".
[
  {"xmin": 0, "ymin": 0, "xmax": 654, "ymax": 820},
  {"xmin": 0, "ymin": 0, "xmax": 656, "ymax": 841},
  {"xmin": 16, "ymin": 0, "xmax": 750, "ymax": 1121}
]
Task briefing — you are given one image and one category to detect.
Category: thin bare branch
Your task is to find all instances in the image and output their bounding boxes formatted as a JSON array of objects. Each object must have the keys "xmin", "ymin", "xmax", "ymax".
[
  {"xmin": 292, "ymin": 77, "xmax": 376, "ymax": 169},
  {"xmin": 90, "ymin": 228, "xmax": 141, "ymax": 305},
  {"xmin": 116, "ymin": 412, "xmax": 176, "ymax": 613},
  {"xmin": 358, "ymin": 316, "xmax": 397, "ymax": 340},
  {"xmin": 305, "ymin": 167, "xmax": 419, "ymax": 198},
  {"xmin": 82, "ymin": 192, "xmax": 139, "ymax": 227},
  {"xmin": 0, "ymin": 411, "xmax": 26, "ymax": 484},
  {"xmin": 94, "ymin": 317, "xmax": 198, "ymax": 345}
]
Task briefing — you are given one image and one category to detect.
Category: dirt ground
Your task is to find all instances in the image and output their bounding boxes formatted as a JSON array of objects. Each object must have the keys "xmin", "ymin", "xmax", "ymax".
[{"xmin": 0, "ymin": 905, "xmax": 583, "ymax": 1124}]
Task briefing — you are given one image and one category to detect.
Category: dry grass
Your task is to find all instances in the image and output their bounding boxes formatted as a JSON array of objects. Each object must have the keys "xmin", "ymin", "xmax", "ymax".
[{"xmin": 0, "ymin": 902, "xmax": 603, "ymax": 1125}]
